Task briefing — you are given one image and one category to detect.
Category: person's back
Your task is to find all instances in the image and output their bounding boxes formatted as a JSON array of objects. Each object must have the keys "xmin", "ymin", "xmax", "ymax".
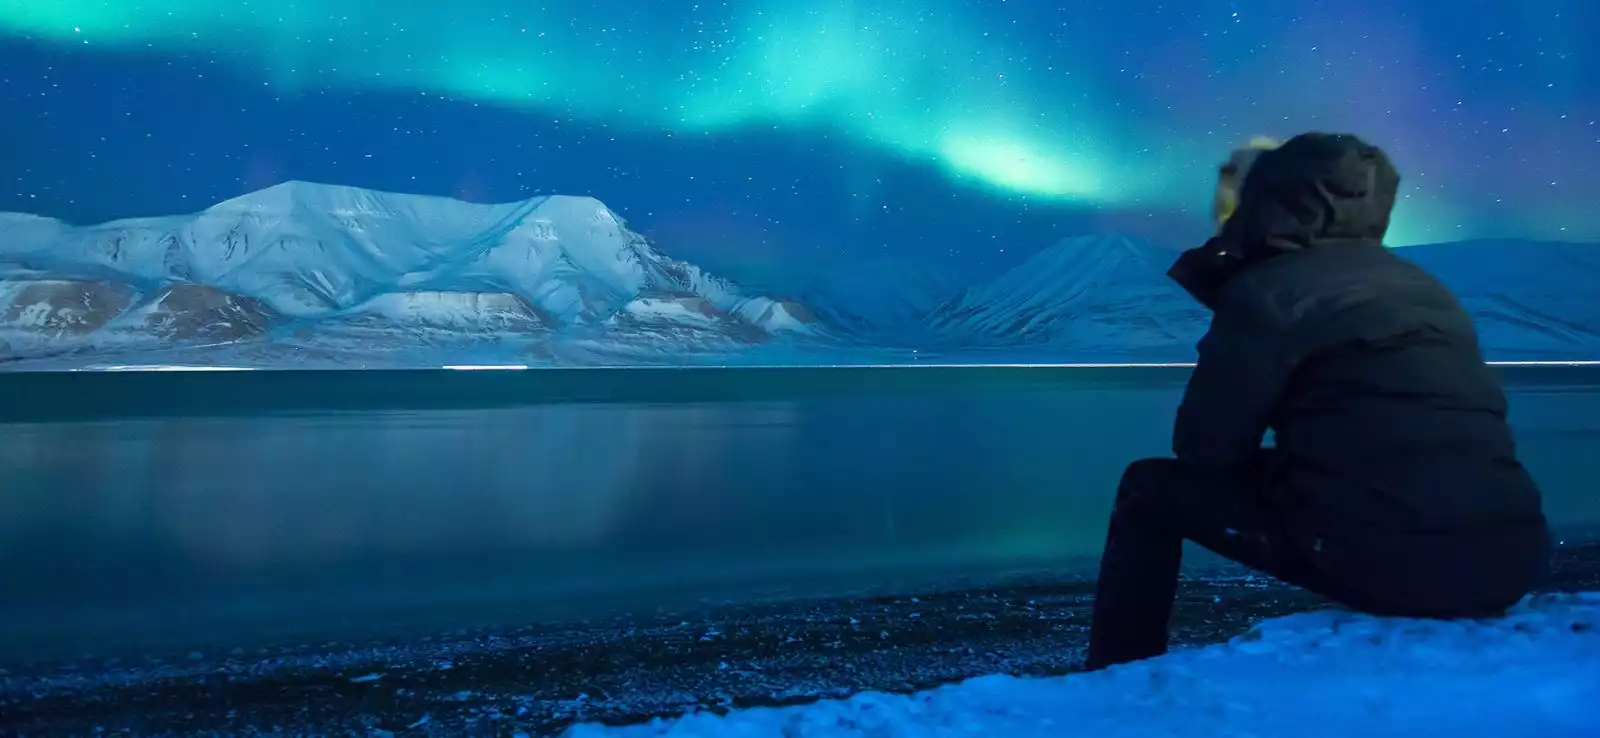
[
  {"xmin": 1216, "ymin": 241, "xmax": 1550, "ymax": 615},
  {"xmin": 1178, "ymin": 132, "xmax": 1550, "ymax": 615},
  {"xmin": 1086, "ymin": 132, "xmax": 1551, "ymax": 670}
]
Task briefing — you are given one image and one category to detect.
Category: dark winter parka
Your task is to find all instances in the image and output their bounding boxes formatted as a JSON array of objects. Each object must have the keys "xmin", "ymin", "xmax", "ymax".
[{"xmin": 1165, "ymin": 132, "xmax": 1550, "ymax": 614}]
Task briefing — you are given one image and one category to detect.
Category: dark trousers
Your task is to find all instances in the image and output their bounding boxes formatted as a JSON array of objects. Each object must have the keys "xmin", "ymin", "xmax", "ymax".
[
  {"xmin": 1084, "ymin": 457, "xmax": 1537, "ymax": 670},
  {"xmin": 1084, "ymin": 457, "xmax": 1342, "ymax": 670}
]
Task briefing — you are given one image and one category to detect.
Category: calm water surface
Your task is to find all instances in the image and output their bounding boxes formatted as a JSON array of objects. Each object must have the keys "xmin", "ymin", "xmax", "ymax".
[{"xmin": 0, "ymin": 366, "xmax": 1596, "ymax": 662}]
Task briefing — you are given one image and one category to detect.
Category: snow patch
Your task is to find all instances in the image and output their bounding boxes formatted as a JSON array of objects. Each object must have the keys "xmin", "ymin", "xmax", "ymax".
[
  {"xmin": 621, "ymin": 296, "xmax": 722, "ymax": 325},
  {"xmin": 567, "ymin": 592, "xmax": 1600, "ymax": 738},
  {"xmin": 107, "ymin": 283, "xmax": 277, "ymax": 344},
  {"xmin": 0, "ymin": 278, "xmax": 138, "ymax": 334},
  {"xmin": 344, "ymin": 290, "xmax": 549, "ymax": 331}
]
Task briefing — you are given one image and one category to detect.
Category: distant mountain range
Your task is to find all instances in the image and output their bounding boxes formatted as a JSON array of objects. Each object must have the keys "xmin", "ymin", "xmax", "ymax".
[{"xmin": 1, "ymin": 182, "xmax": 1596, "ymax": 368}]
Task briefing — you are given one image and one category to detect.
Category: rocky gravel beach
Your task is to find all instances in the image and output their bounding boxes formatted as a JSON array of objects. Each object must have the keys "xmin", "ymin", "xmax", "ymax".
[{"xmin": 4, "ymin": 542, "xmax": 1596, "ymax": 737}]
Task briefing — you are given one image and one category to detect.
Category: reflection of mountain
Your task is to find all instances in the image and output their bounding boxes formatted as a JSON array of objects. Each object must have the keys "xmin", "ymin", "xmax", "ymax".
[
  {"xmin": 0, "ymin": 182, "xmax": 822, "ymax": 367},
  {"xmin": 1, "ymin": 182, "xmax": 1595, "ymax": 368}
]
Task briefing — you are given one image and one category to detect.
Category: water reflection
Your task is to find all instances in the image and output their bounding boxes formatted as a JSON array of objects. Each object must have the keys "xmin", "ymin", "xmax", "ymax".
[{"xmin": 0, "ymin": 381, "xmax": 1595, "ymax": 662}]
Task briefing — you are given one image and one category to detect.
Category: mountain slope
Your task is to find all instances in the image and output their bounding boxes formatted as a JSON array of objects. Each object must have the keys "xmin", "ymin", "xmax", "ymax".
[
  {"xmin": 923, "ymin": 234, "xmax": 1207, "ymax": 358},
  {"xmin": 2, "ymin": 185, "xmax": 1594, "ymax": 367},
  {"xmin": 0, "ymin": 182, "xmax": 825, "ymax": 366},
  {"xmin": 923, "ymin": 234, "xmax": 1600, "ymax": 361},
  {"xmin": 801, "ymin": 258, "xmax": 971, "ymax": 338},
  {"xmin": 106, "ymin": 284, "xmax": 277, "ymax": 344},
  {"xmin": 0, "ymin": 276, "xmax": 140, "ymax": 359},
  {"xmin": 1398, "ymin": 240, "xmax": 1600, "ymax": 358}
]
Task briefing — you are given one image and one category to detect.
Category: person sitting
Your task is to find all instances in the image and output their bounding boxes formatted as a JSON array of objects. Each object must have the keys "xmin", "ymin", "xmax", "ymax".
[{"xmin": 1083, "ymin": 132, "xmax": 1551, "ymax": 670}]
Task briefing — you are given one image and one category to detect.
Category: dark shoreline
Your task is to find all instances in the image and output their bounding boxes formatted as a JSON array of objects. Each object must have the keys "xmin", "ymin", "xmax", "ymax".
[{"xmin": 3, "ymin": 542, "xmax": 1595, "ymax": 737}]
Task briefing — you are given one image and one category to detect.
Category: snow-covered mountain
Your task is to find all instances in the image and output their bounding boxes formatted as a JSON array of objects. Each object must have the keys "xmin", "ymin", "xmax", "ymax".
[
  {"xmin": 1, "ymin": 181, "xmax": 1594, "ymax": 368},
  {"xmin": 920, "ymin": 234, "xmax": 1600, "ymax": 361},
  {"xmin": 801, "ymin": 258, "xmax": 970, "ymax": 339},
  {"xmin": 0, "ymin": 182, "xmax": 823, "ymax": 367},
  {"xmin": 922, "ymin": 234, "xmax": 1208, "ymax": 359},
  {"xmin": 1398, "ymin": 240, "xmax": 1600, "ymax": 359}
]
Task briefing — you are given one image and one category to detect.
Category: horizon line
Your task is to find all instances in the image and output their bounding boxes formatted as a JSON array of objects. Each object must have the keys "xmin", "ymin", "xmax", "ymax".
[{"xmin": 56, "ymin": 360, "xmax": 1600, "ymax": 372}]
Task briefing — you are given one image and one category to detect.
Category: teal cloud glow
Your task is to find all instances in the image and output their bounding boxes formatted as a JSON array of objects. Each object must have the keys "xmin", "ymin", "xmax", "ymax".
[
  {"xmin": 0, "ymin": 0, "xmax": 1208, "ymax": 205},
  {"xmin": 3, "ymin": 0, "xmax": 1595, "ymax": 245}
]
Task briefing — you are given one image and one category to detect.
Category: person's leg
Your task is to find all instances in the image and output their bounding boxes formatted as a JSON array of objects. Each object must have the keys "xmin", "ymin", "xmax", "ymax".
[
  {"xmin": 1084, "ymin": 459, "xmax": 1191, "ymax": 669},
  {"xmin": 1085, "ymin": 457, "xmax": 1328, "ymax": 670}
]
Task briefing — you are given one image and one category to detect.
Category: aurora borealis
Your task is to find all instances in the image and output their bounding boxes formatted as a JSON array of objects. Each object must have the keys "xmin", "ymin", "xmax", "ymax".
[{"xmin": 1, "ymin": 0, "xmax": 1595, "ymax": 283}]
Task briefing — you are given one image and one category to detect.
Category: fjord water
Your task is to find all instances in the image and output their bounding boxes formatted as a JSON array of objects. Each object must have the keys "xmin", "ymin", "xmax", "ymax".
[{"xmin": 1, "ymin": 365, "xmax": 1597, "ymax": 664}]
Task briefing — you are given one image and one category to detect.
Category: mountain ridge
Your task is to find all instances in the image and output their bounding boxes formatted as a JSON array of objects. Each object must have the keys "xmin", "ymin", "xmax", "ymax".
[
  {"xmin": 0, "ymin": 181, "xmax": 824, "ymax": 367},
  {"xmin": 920, "ymin": 233, "xmax": 1209, "ymax": 356},
  {"xmin": 2, "ymin": 182, "xmax": 1596, "ymax": 368},
  {"xmin": 911, "ymin": 233, "xmax": 1600, "ymax": 361}
]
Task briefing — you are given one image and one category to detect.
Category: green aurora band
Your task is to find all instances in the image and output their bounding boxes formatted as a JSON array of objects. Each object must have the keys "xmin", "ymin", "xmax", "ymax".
[{"xmin": 1, "ymin": 0, "xmax": 1500, "ymax": 245}]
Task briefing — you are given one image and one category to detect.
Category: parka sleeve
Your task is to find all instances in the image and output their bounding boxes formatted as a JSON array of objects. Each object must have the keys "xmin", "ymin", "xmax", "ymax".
[{"xmin": 1171, "ymin": 303, "xmax": 1291, "ymax": 476}]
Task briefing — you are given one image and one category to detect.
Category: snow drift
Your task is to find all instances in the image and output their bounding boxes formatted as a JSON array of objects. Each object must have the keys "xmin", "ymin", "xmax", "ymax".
[{"xmin": 567, "ymin": 592, "xmax": 1600, "ymax": 738}]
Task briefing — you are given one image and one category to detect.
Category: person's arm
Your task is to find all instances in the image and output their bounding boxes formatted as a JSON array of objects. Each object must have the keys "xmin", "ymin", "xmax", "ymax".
[
  {"xmin": 1172, "ymin": 303, "xmax": 1291, "ymax": 476},
  {"xmin": 1166, "ymin": 239, "xmax": 1241, "ymax": 311}
]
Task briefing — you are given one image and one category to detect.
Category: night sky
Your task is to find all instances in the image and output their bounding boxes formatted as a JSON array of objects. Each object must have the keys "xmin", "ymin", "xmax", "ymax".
[{"xmin": 1, "ymin": 0, "xmax": 1595, "ymax": 290}]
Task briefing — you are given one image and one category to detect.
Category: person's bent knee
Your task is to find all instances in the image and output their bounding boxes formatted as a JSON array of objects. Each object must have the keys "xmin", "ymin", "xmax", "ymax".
[
  {"xmin": 1115, "ymin": 458, "xmax": 1182, "ymax": 510},
  {"xmin": 1119, "ymin": 458, "xmax": 1179, "ymax": 492}
]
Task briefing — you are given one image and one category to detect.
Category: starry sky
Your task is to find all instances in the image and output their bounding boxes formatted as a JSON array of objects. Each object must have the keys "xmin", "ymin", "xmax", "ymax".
[{"xmin": 1, "ymin": 0, "xmax": 1595, "ymax": 289}]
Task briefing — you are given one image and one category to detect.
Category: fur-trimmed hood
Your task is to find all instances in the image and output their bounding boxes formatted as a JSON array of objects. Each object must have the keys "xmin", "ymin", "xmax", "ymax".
[{"xmin": 1174, "ymin": 132, "xmax": 1402, "ymax": 308}]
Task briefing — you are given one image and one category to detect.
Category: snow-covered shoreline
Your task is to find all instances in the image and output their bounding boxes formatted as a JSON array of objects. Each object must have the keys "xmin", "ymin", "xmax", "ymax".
[{"xmin": 569, "ymin": 592, "xmax": 1600, "ymax": 738}]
